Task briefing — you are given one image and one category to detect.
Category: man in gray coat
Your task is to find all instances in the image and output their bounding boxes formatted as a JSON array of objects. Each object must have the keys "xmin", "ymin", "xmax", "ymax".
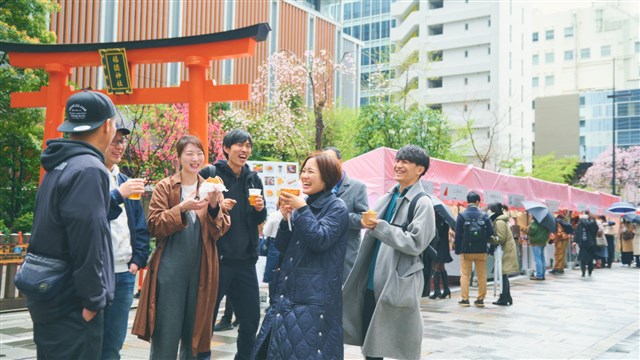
[
  {"xmin": 324, "ymin": 147, "xmax": 369, "ymax": 283},
  {"xmin": 343, "ymin": 145, "xmax": 436, "ymax": 360}
]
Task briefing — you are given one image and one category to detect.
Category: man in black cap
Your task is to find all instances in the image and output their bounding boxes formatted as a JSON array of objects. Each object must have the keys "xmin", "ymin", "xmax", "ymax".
[
  {"xmin": 101, "ymin": 124, "xmax": 150, "ymax": 360},
  {"xmin": 27, "ymin": 90, "xmax": 117, "ymax": 359}
]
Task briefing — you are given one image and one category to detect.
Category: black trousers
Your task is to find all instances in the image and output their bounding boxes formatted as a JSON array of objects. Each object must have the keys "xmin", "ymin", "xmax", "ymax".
[
  {"xmin": 502, "ymin": 276, "xmax": 511, "ymax": 298},
  {"xmin": 198, "ymin": 260, "xmax": 260, "ymax": 360},
  {"xmin": 605, "ymin": 235, "xmax": 615, "ymax": 266},
  {"xmin": 34, "ymin": 309, "xmax": 104, "ymax": 360},
  {"xmin": 363, "ymin": 289, "xmax": 383, "ymax": 360}
]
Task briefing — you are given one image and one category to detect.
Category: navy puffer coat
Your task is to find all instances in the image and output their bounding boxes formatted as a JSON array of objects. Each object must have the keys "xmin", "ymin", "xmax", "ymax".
[{"xmin": 253, "ymin": 191, "xmax": 348, "ymax": 360}]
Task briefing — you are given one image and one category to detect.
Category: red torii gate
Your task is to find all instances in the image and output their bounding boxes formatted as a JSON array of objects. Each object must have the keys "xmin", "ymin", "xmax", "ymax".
[{"xmin": 0, "ymin": 23, "xmax": 270, "ymax": 163}]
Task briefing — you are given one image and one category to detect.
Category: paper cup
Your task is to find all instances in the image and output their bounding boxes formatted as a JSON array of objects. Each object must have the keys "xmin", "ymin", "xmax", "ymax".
[{"xmin": 362, "ymin": 211, "xmax": 377, "ymax": 224}]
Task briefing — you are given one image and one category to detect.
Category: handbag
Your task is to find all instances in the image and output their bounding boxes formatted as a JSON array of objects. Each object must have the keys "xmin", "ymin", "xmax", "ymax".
[{"xmin": 14, "ymin": 252, "xmax": 71, "ymax": 301}]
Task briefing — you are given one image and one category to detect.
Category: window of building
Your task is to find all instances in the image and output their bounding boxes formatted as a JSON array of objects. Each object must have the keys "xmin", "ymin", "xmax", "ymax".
[
  {"xmin": 372, "ymin": 0, "xmax": 381, "ymax": 15},
  {"xmin": 545, "ymin": 29, "xmax": 554, "ymax": 40},
  {"xmin": 564, "ymin": 27, "xmax": 573, "ymax": 37},
  {"xmin": 488, "ymin": 46, "xmax": 491, "ymax": 54},
  {"xmin": 581, "ymin": 48, "xmax": 590, "ymax": 59},
  {"xmin": 488, "ymin": 19, "xmax": 491, "ymax": 27},
  {"xmin": 564, "ymin": 50, "xmax": 573, "ymax": 61},
  {"xmin": 636, "ymin": 42, "xmax": 640, "ymax": 53},
  {"xmin": 532, "ymin": 32, "xmax": 538, "ymax": 42},
  {"xmin": 428, "ymin": 78, "xmax": 443, "ymax": 88},
  {"xmin": 464, "ymin": 77, "xmax": 468, "ymax": 85},
  {"xmin": 464, "ymin": 104, "xmax": 468, "ymax": 112},
  {"xmin": 579, "ymin": 120, "xmax": 585, "ymax": 128},
  {"xmin": 545, "ymin": 75, "xmax": 554, "ymax": 86},
  {"xmin": 344, "ymin": 3, "xmax": 351, "ymax": 20},
  {"xmin": 381, "ymin": 20, "xmax": 390, "ymax": 38},
  {"xmin": 532, "ymin": 77, "xmax": 539, "ymax": 87},
  {"xmin": 487, "ymin": 74, "xmax": 491, "ymax": 82},
  {"xmin": 352, "ymin": 25, "xmax": 360, "ymax": 39},
  {"xmin": 464, "ymin": 50, "xmax": 468, "ymax": 58},
  {"xmin": 596, "ymin": 9, "xmax": 603, "ymax": 32},
  {"xmin": 352, "ymin": 2, "xmax": 360, "ymax": 18},
  {"xmin": 382, "ymin": 0, "xmax": 390, "ymax": 13},
  {"xmin": 487, "ymin": 103, "xmax": 491, "ymax": 110},
  {"xmin": 361, "ymin": 51, "xmax": 369, "ymax": 66},
  {"xmin": 363, "ymin": 23, "xmax": 370, "ymax": 41},
  {"xmin": 465, "ymin": 23, "xmax": 469, "ymax": 31},
  {"xmin": 601, "ymin": 45, "xmax": 611, "ymax": 56},
  {"xmin": 344, "ymin": 27, "xmax": 351, "ymax": 36},
  {"xmin": 532, "ymin": 54, "xmax": 539, "ymax": 65},
  {"xmin": 429, "ymin": 50, "xmax": 443, "ymax": 61},
  {"xmin": 429, "ymin": 24, "xmax": 443, "ymax": 35},
  {"xmin": 579, "ymin": 96, "xmax": 585, "ymax": 105},
  {"xmin": 371, "ymin": 22, "xmax": 380, "ymax": 40},
  {"xmin": 429, "ymin": 104, "xmax": 442, "ymax": 111},
  {"xmin": 362, "ymin": 0, "xmax": 371, "ymax": 17},
  {"xmin": 545, "ymin": 52, "xmax": 554, "ymax": 63},
  {"xmin": 429, "ymin": 0, "xmax": 444, "ymax": 9}
]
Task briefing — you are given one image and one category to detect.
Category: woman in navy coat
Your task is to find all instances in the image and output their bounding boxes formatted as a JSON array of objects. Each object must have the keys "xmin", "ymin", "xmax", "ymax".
[{"xmin": 253, "ymin": 153, "xmax": 349, "ymax": 360}]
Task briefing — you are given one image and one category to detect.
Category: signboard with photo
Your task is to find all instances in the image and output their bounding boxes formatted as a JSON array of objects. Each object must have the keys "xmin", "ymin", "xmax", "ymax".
[
  {"xmin": 484, "ymin": 190, "xmax": 504, "ymax": 204},
  {"xmin": 440, "ymin": 183, "xmax": 467, "ymax": 201},
  {"xmin": 507, "ymin": 194, "xmax": 525, "ymax": 208},
  {"xmin": 545, "ymin": 200, "xmax": 560, "ymax": 213},
  {"xmin": 247, "ymin": 160, "xmax": 300, "ymax": 213}
]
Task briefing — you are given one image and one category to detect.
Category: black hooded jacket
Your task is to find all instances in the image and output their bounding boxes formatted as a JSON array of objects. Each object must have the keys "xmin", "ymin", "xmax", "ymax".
[
  {"xmin": 27, "ymin": 139, "xmax": 114, "ymax": 323},
  {"xmin": 213, "ymin": 160, "xmax": 267, "ymax": 262}
]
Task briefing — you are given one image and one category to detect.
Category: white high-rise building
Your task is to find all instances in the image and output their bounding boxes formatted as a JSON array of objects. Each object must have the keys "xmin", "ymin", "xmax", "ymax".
[
  {"xmin": 390, "ymin": 0, "xmax": 533, "ymax": 172},
  {"xmin": 531, "ymin": 2, "xmax": 639, "ymax": 97}
]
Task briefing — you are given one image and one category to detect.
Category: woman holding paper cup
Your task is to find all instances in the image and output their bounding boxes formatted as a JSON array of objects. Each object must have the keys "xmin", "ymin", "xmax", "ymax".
[
  {"xmin": 132, "ymin": 135, "xmax": 230, "ymax": 359},
  {"xmin": 253, "ymin": 153, "xmax": 349, "ymax": 359}
]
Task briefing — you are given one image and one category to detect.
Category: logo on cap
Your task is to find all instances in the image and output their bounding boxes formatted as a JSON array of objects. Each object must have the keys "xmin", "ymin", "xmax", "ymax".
[{"xmin": 68, "ymin": 104, "xmax": 88, "ymax": 121}]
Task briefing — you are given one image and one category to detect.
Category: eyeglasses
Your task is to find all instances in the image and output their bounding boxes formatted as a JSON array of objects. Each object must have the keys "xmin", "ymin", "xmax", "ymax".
[{"xmin": 110, "ymin": 138, "xmax": 128, "ymax": 146}]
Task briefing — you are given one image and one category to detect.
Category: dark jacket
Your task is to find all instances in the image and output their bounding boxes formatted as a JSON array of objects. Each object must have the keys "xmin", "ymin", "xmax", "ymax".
[
  {"xmin": 27, "ymin": 139, "xmax": 114, "ymax": 323},
  {"xmin": 454, "ymin": 205, "xmax": 494, "ymax": 254},
  {"xmin": 107, "ymin": 173, "xmax": 151, "ymax": 269},
  {"xmin": 211, "ymin": 160, "xmax": 267, "ymax": 262},
  {"xmin": 575, "ymin": 218, "xmax": 598, "ymax": 262},
  {"xmin": 253, "ymin": 191, "xmax": 348, "ymax": 359}
]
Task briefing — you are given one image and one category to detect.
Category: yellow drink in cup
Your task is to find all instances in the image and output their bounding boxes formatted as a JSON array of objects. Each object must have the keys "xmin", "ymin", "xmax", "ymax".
[
  {"xmin": 128, "ymin": 179, "xmax": 144, "ymax": 200},
  {"xmin": 249, "ymin": 188, "xmax": 261, "ymax": 206},
  {"xmin": 280, "ymin": 188, "xmax": 301, "ymax": 196}
]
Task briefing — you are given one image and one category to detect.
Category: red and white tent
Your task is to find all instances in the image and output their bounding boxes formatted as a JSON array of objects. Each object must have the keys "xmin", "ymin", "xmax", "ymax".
[{"xmin": 342, "ymin": 147, "xmax": 620, "ymax": 214}]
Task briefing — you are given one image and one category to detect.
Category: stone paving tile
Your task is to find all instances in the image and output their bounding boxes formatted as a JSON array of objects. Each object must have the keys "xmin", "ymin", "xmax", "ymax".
[{"xmin": 1, "ymin": 265, "xmax": 638, "ymax": 359}]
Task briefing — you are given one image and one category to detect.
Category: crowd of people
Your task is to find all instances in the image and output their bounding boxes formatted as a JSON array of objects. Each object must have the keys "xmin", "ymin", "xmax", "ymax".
[{"xmin": 20, "ymin": 91, "xmax": 640, "ymax": 360}]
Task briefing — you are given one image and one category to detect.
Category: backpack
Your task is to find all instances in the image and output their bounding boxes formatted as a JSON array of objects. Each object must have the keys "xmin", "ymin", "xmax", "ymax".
[
  {"xmin": 576, "ymin": 220, "xmax": 590, "ymax": 245},
  {"xmin": 460, "ymin": 210, "xmax": 490, "ymax": 253},
  {"xmin": 400, "ymin": 192, "xmax": 437, "ymax": 260}
]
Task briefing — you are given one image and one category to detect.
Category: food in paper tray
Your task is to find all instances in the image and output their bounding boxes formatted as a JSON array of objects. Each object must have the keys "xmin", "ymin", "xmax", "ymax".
[
  {"xmin": 199, "ymin": 176, "xmax": 227, "ymax": 198},
  {"xmin": 362, "ymin": 209, "xmax": 378, "ymax": 224}
]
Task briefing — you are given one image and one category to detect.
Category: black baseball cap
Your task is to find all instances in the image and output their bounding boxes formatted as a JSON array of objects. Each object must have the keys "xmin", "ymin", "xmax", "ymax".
[{"xmin": 58, "ymin": 91, "xmax": 117, "ymax": 133}]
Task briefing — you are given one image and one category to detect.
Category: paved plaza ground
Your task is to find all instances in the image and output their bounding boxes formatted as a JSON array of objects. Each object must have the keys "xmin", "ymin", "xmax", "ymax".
[{"xmin": 1, "ymin": 264, "xmax": 638, "ymax": 359}]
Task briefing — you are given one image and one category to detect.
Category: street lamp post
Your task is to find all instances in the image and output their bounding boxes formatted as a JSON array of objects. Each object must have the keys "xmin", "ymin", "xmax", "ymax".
[{"xmin": 607, "ymin": 59, "xmax": 616, "ymax": 195}]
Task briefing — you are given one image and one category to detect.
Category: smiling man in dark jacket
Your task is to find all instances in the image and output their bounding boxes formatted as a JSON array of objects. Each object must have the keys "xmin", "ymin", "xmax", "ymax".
[
  {"xmin": 27, "ymin": 90, "xmax": 117, "ymax": 359},
  {"xmin": 198, "ymin": 129, "xmax": 267, "ymax": 360}
]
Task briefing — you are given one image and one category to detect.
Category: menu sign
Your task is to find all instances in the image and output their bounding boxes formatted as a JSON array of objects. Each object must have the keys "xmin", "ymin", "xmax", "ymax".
[{"xmin": 247, "ymin": 160, "xmax": 300, "ymax": 213}]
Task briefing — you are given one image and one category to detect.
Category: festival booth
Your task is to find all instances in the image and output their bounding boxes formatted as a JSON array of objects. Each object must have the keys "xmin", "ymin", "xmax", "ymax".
[{"xmin": 342, "ymin": 147, "xmax": 621, "ymax": 282}]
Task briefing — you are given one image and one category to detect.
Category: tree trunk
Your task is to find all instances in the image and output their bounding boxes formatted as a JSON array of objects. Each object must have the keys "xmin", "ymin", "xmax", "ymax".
[{"xmin": 314, "ymin": 103, "xmax": 324, "ymax": 150}]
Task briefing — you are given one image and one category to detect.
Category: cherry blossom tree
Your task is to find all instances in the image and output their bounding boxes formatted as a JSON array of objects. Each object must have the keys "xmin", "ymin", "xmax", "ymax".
[
  {"xmin": 581, "ymin": 146, "xmax": 640, "ymax": 201},
  {"xmin": 122, "ymin": 104, "xmax": 225, "ymax": 183},
  {"xmin": 251, "ymin": 49, "xmax": 355, "ymax": 156}
]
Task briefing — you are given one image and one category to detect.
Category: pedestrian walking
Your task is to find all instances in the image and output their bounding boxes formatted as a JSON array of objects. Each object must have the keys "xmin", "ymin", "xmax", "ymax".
[
  {"xmin": 428, "ymin": 212, "xmax": 453, "ymax": 299},
  {"xmin": 488, "ymin": 203, "xmax": 518, "ymax": 306},
  {"xmin": 454, "ymin": 191, "xmax": 494, "ymax": 307},
  {"xmin": 23, "ymin": 91, "xmax": 117, "ymax": 359},
  {"xmin": 602, "ymin": 217, "xmax": 617, "ymax": 267},
  {"xmin": 574, "ymin": 212, "xmax": 598, "ymax": 277},
  {"xmin": 102, "ymin": 125, "xmax": 150, "ymax": 360},
  {"xmin": 619, "ymin": 220, "xmax": 635, "ymax": 266},
  {"xmin": 132, "ymin": 135, "xmax": 230, "ymax": 359},
  {"xmin": 343, "ymin": 145, "xmax": 436, "ymax": 360},
  {"xmin": 527, "ymin": 218, "xmax": 549, "ymax": 280},
  {"xmin": 323, "ymin": 146, "xmax": 369, "ymax": 284},
  {"xmin": 253, "ymin": 152, "xmax": 348, "ymax": 359}
]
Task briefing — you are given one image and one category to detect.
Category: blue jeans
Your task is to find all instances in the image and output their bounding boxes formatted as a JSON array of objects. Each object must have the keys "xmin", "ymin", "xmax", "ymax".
[
  {"xmin": 101, "ymin": 271, "xmax": 135, "ymax": 360},
  {"xmin": 532, "ymin": 246, "xmax": 546, "ymax": 279}
]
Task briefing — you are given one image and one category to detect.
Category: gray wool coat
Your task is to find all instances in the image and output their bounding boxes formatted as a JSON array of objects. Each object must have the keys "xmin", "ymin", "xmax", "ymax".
[
  {"xmin": 335, "ymin": 174, "xmax": 369, "ymax": 284},
  {"xmin": 342, "ymin": 182, "xmax": 436, "ymax": 360}
]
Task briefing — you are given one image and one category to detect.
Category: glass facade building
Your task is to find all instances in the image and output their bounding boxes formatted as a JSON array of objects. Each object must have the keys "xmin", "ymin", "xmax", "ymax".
[
  {"xmin": 342, "ymin": 0, "xmax": 394, "ymax": 105},
  {"xmin": 579, "ymin": 89, "xmax": 640, "ymax": 161}
]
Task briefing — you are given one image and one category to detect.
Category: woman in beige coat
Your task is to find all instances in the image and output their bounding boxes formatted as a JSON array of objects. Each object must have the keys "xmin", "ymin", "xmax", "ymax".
[
  {"xmin": 488, "ymin": 203, "xmax": 518, "ymax": 306},
  {"xmin": 619, "ymin": 220, "xmax": 635, "ymax": 266}
]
